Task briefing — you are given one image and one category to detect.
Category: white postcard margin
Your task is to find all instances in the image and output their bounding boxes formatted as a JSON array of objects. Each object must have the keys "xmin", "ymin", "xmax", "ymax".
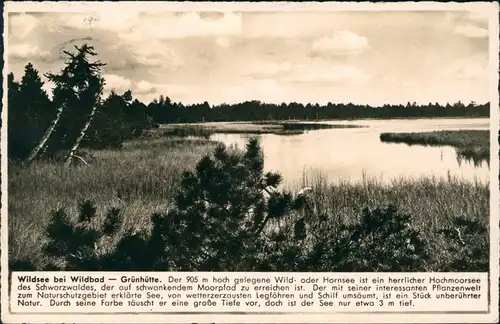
[{"xmin": 1, "ymin": 1, "xmax": 499, "ymax": 323}]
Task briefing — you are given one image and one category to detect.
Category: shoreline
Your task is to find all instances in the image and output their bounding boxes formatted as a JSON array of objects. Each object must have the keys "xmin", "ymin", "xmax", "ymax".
[
  {"xmin": 158, "ymin": 118, "xmax": 488, "ymax": 137},
  {"xmin": 379, "ymin": 130, "xmax": 490, "ymax": 164},
  {"xmin": 164, "ymin": 116, "xmax": 489, "ymax": 126}
]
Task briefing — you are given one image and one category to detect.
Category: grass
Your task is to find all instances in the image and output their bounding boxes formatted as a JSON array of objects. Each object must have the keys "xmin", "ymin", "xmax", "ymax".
[
  {"xmin": 380, "ymin": 130, "xmax": 489, "ymax": 165},
  {"xmin": 287, "ymin": 170, "xmax": 488, "ymax": 271},
  {"xmin": 160, "ymin": 122, "xmax": 282, "ymax": 136},
  {"xmin": 8, "ymin": 135, "xmax": 489, "ymax": 270},
  {"xmin": 8, "ymin": 137, "xmax": 217, "ymax": 266},
  {"xmin": 160, "ymin": 125, "xmax": 215, "ymax": 138},
  {"xmin": 160, "ymin": 121, "xmax": 364, "ymax": 137},
  {"xmin": 288, "ymin": 170, "xmax": 488, "ymax": 232}
]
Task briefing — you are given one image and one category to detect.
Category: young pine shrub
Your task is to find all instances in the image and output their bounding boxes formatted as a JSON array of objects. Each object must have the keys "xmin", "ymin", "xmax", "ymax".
[
  {"xmin": 109, "ymin": 138, "xmax": 310, "ymax": 271},
  {"xmin": 305, "ymin": 204, "xmax": 431, "ymax": 271},
  {"xmin": 437, "ymin": 215, "xmax": 489, "ymax": 272},
  {"xmin": 42, "ymin": 199, "xmax": 124, "ymax": 270},
  {"xmin": 256, "ymin": 215, "xmax": 311, "ymax": 272}
]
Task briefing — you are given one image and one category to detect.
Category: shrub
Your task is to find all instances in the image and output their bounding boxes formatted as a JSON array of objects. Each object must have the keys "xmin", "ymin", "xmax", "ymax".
[
  {"xmin": 437, "ymin": 215, "xmax": 489, "ymax": 271},
  {"xmin": 302, "ymin": 204, "xmax": 431, "ymax": 272},
  {"xmin": 113, "ymin": 138, "xmax": 310, "ymax": 271},
  {"xmin": 41, "ymin": 199, "xmax": 124, "ymax": 270}
]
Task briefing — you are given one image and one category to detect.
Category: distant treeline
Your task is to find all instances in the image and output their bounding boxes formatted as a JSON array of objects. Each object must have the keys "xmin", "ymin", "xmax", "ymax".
[
  {"xmin": 7, "ymin": 44, "xmax": 490, "ymax": 163},
  {"xmin": 147, "ymin": 97, "xmax": 490, "ymax": 123}
]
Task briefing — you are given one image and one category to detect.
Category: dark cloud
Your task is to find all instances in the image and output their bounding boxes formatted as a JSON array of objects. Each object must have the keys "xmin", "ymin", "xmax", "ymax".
[{"xmin": 54, "ymin": 37, "xmax": 95, "ymax": 58}]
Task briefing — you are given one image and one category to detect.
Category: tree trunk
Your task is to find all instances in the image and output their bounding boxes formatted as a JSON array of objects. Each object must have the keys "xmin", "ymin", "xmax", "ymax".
[
  {"xmin": 64, "ymin": 104, "xmax": 98, "ymax": 166},
  {"xmin": 22, "ymin": 103, "xmax": 64, "ymax": 167}
]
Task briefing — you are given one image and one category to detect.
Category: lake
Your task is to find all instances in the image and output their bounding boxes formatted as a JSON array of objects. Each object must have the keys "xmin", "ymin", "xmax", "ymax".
[{"xmin": 209, "ymin": 118, "xmax": 490, "ymax": 187}]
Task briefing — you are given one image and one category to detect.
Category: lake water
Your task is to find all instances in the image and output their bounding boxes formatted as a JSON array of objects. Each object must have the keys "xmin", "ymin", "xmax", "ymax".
[{"xmin": 209, "ymin": 118, "xmax": 490, "ymax": 187}]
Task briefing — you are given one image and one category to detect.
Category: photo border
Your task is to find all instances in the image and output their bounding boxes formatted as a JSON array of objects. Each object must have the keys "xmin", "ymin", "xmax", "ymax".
[{"xmin": 1, "ymin": 2, "xmax": 499, "ymax": 323}]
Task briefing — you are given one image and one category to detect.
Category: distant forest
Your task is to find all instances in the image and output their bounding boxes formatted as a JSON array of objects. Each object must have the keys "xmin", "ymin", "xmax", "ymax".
[
  {"xmin": 148, "ymin": 96, "xmax": 489, "ymax": 123},
  {"xmin": 7, "ymin": 47, "xmax": 490, "ymax": 162}
]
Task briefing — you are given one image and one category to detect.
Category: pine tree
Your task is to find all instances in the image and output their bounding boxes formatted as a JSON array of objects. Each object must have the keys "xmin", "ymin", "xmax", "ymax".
[
  {"xmin": 83, "ymin": 90, "xmax": 126, "ymax": 149},
  {"xmin": 19, "ymin": 63, "xmax": 53, "ymax": 127},
  {"xmin": 23, "ymin": 102, "xmax": 65, "ymax": 167},
  {"xmin": 43, "ymin": 44, "xmax": 106, "ymax": 162},
  {"xmin": 8, "ymin": 64, "xmax": 54, "ymax": 162},
  {"xmin": 7, "ymin": 73, "xmax": 23, "ymax": 160}
]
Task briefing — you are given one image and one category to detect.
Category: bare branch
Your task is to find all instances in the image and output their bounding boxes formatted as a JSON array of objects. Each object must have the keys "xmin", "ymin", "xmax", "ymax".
[{"xmin": 71, "ymin": 154, "xmax": 89, "ymax": 166}]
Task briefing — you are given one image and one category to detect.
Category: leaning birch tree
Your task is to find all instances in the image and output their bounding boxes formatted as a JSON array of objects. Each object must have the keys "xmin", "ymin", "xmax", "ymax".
[
  {"xmin": 22, "ymin": 103, "xmax": 65, "ymax": 167},
  {"xmin": 44, "ymin": 44, "xmax": 106, "ymax": 165},
  {"xmin": 63, "ymin": 76, "xmax": 103, "ymax": 166}
]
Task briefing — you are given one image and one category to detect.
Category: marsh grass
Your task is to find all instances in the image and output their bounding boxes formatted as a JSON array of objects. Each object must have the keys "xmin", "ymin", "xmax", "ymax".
[
  {"xmin": 160, "ymin": 125, "xmax": 215, "ymax": 139},
  {"xmin": 160, "ymin": 121, "xmax": 364, "ymax": 137},
  {"xmin": 161, "ymin": 123, "xmax": 282, "ymax": 136},
  {"xmin": 8, "ymin": 137, "xmax": 217, "ymax": 267},
  {"xmin": 8, "ymin": 136, "xmax": 489, "ymax": 270},
  {"xmin": 280, "ymin": 122, "xmax": 363, "ymax": 131},
  {"xmin": 286, "ymin": 169, "xmax": 488, "ymax": 232},
  {"xmin": 380, "ymin": 130, "xmax": 489, "ymax": 165},
  {"xmin": 283, "ymin": 169, "xmax": 489, "ymax": 271}
]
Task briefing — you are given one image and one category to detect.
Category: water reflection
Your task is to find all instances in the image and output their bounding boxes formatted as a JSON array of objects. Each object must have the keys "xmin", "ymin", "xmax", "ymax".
[
  {"xmin": 209, "ymin": 119, "xmax": 490, "ymax": 185},
  {"xmin": 456, "ymin": 151, "xmax": 489, "ymax": 168}
]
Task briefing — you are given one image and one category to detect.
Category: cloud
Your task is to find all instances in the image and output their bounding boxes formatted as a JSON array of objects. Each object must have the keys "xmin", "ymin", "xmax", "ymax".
[
  {"xmin": 101, "ymin": 41, "xmax": 185, "ymax": 76},
  {"xmin": 135, "ymin": 80, "xmax": 158, "ymax": 95},
  {"xmin": 401, "ymin": 81, "xmax": 419, "ymax": 88},
  {"xmin": 215, "ymin": 37, "xmax": 231, "ymax": 48},
  {"xmin": 242, "ymin": 12, "xmax": 356, "ymax": 39},
  {"xmin": 381, "ymin": 76, "xmax": 418, "ymax": 88},
  {"xmin": 238, "ymin": 61, "xmax": 292, "ymax": 78},
  {"xmin": 118, "ymin": 12, "xmax": 242, "ymax": 41},
  {"xmin": 103, "ymin": 74, "xmax": 132, "ymax": 91},
  {"xmin": 103, "ymin": 76, "xmax": 159, "ymax": 98},
  {"xmin": 53, "ymin": 10, "xmax": 139, "ymax": 32},
  {"xmin": 311, "ymin": 31, "xmax": 369, "ymax": 56},
  {"xmin": 9, "ymin": 43, "xmax": 50, "ymax": 60},
  {"xmin": 9, "ymin": 13, "xmax": 39, "ymax": 38},
  {"xmin": 43, "ymin": 11, "xmax": 242, "ymax": 41},
  {"xmin": 5, "ymin": 10, "xmax": 490, "ymax": 107},
  {"xmin": 225, "ymin": 79, "xmax": 285, "ymax": 103},
  {"xmin": 455, "ymin": 62, "xmax": 488, "ymax": 79},
  {"xmin": 454, "ymin": 24, "xmax": 488, "ymax": 38},
  {"xmin": 129, "ymin": 42, "xmax": 184, "ymax": 68},
  {"xmin": 41, "ymin": 81, "xmax": 55, "ymax": 99},
  {"xmin": 466, "ymin": 11, "xmax": 490, "ymax": 23},
  {"xmin": 91, "ymin": 10, "xmax": 140, "ymax": 32},
  {"xmin": 284, "ymin": 61, "xmax": 372, "ymax": 85}
]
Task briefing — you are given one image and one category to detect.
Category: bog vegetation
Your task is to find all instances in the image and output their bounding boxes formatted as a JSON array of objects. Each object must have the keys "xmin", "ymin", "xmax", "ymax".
[
  {"xmin": 8, "ymin": 44, "xmax": 489, "ymax": 273},
  {"xmin": 380, "ymin": 130, "xmax": 489, "ymax": 166}
]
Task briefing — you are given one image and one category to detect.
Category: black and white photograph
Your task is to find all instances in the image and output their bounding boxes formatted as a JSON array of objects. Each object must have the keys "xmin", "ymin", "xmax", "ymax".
[{"xmin": 4, "ymin": 2, "xmax": 496, "ymax": 277}]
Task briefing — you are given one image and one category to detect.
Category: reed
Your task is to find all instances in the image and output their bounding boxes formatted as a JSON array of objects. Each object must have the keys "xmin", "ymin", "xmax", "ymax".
[{"xmin": 8, "ymin": 136, "xmax": 488, "ymax": 270}]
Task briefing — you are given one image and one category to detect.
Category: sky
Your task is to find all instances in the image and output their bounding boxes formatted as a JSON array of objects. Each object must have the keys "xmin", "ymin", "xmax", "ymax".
[{"xmin": 6, "ymin": 7, "xmax": 493, "ymax": 106}]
